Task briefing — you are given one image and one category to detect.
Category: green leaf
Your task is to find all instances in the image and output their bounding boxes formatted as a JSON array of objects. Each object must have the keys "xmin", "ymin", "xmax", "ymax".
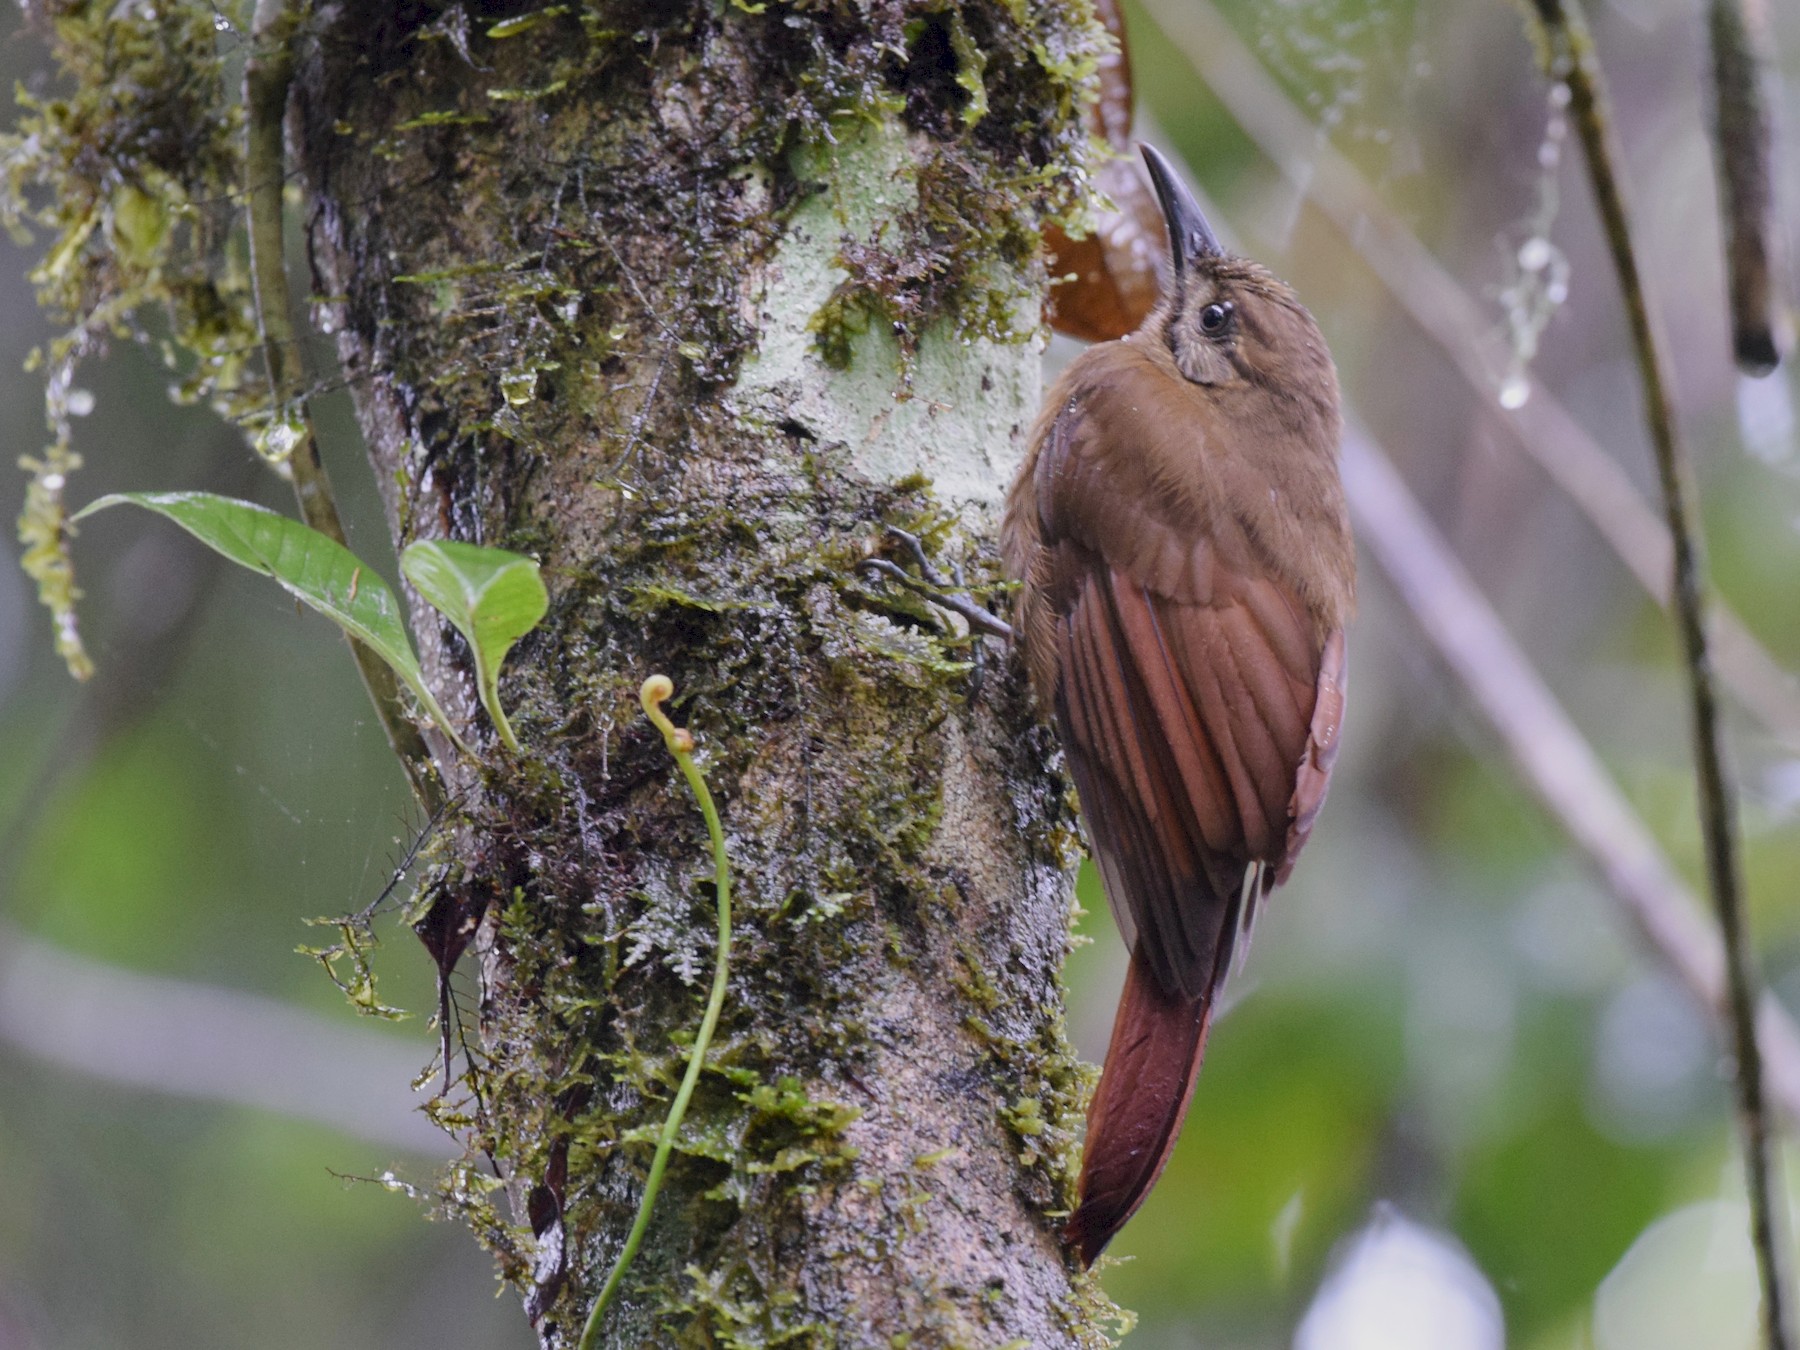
[
  {"xmin": 400, "ymin": 538, "xmax": 547, "ymax": 753},
  {"xmin": 73, "ymin": 491, "xmax": 468, "ymax": 755}
]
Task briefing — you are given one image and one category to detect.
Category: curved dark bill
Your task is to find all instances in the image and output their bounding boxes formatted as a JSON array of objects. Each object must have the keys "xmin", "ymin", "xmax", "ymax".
[{"xmin": 1139, "ymin": 143, "xmax": 1222, "ymax": 273}]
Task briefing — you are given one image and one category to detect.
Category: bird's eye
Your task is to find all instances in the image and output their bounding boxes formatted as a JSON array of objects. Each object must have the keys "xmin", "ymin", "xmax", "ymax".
[{"xmin": 1199, "ymin": 301, "xmax": 1234, "ymax": 335}]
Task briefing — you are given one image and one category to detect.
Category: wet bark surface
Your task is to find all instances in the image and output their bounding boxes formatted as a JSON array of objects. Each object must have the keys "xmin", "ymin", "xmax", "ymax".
[{"xmin": 290, "ymin": 3, "xmax": 1116, "ymax": 1344}]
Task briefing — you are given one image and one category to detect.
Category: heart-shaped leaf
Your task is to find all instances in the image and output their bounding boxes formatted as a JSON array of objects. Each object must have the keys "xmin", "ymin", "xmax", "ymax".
[
  {"xmin": 400, "ymin": 538, "xmax": 547, "ymax": 753},
  {"xmin": 73, "ymin": 491, "xmax": 468, "ymax": 755}
]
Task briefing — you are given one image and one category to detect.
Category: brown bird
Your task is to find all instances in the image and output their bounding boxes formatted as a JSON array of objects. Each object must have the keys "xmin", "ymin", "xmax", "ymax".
[{"xmin": 1002, "ymin": 145, "xmax": 1355, "ymax": 1266}]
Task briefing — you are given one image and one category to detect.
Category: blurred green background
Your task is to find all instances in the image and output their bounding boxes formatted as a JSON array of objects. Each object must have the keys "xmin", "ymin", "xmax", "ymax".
[{"xmin": 4, "ymin": 1, "xmax": 1800, "ymax": 1347}]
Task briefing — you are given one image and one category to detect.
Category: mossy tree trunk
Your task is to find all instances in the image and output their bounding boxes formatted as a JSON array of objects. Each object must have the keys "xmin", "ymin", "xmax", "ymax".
[{"xmin": 287, "ymin": 4, "xmax": 1114, "ymax": 1345}]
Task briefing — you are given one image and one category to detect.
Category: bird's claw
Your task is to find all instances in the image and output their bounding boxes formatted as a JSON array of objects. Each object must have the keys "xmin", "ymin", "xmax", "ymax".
[
  {"xmin": 861, "ymin": 532, "xmax": 1013, "ymax": 641},
  {"xmin": 884, "ymin": 526, "xmax": 948, "ymax": 587}
]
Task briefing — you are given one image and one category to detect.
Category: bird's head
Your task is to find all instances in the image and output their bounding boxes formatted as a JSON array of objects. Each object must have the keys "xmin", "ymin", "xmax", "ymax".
[{"xmin": 1138, "ymin": 143, "xmax": 1337, "ymax": 411}]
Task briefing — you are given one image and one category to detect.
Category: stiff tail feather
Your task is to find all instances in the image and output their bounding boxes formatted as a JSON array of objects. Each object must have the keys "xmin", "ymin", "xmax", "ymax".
[{"xmin": 1064, "ymin": 945, "xmax": 1214, "ymax": 1266}]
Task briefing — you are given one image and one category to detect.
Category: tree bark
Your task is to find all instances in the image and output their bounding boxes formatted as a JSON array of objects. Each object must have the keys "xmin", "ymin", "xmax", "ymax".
[{"xmin": 289, "ymin": 4, "xmax": 1116, "ymax": 1345}]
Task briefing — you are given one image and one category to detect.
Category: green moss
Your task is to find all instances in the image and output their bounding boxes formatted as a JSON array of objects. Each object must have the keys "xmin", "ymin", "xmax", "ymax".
[
  {"xmin": 2, "ymin": 5, "xmax": 256, "ymax": 403},
  {"xmin": 664, "ymin": 1263, "xmax": 831, "ymax": 1349},
  {"xmin": 458, "ymin": 476, "xmax": 1097, "ymax": 1338},
  {"xmin": 797, "ymin": 2, "xmax": 1106, "ymax": 375},
  {"xmin": 3, "ymin": 1, "xmax": 261, "ymax": 673}
]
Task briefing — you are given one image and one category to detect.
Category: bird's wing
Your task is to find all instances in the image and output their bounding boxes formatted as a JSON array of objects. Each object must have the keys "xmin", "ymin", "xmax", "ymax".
[{"xmin": 1034, "ymin": 360, "xmax": 1343, "ymax": 1002}]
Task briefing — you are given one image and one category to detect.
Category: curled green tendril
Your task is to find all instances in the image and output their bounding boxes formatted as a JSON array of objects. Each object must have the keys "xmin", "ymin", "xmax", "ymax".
[{"xmin": 579, "ymin": 676, "xmax": 733, "ymax": 1346}]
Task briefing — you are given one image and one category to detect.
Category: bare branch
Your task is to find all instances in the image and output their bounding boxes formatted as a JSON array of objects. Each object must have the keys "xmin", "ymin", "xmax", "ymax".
[
  {"xmin": 1707, "ymin": 0, "xmax": 1791, "ymax": 375},
  {"xmin": 245, "ymin": 0, "xmax": 447, "ymax": 811},
  {"xmin": 1340, "ymin": 427, "xmax": 1800, "ymax": 1124},
  {"xmin": 0, "ymin": 923, "xmax": 451, "ymax": 1157}
]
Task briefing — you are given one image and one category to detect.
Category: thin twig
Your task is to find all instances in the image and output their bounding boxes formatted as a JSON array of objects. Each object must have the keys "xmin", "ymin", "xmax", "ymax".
[
  {"xmin": 1527, "ymin": 4, "xmax": 1793, "ymax": 1345},
  {"xmin": 245, "ymin": 0, "xmax": 446, "ymax": 812},
  {"xmin": 1137, "ymin": 0, "xmax": 1800, "ymax": 747},
  {"xmin": 1707, "ymin": 0, "xmax": 1790, "ymax": 375},
  {"xmin": 579, "ymin": 677, "xmax": 734, "ymax": 1347}
]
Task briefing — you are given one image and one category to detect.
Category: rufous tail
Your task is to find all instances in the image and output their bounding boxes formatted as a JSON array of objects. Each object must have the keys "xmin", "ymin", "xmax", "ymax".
[{"xmin": 1065, "ymin": 946, "xmax": 1213, "ymax": 1266}]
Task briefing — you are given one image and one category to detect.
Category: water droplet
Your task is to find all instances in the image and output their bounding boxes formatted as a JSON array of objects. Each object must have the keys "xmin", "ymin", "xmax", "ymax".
[
  {"xmin": 1549, "ymin": 82, "xmax": 1571, "ymax": 110},
  {"xmin": 1498, "ymin": 375, "xmax": 1530, "ymax": 410},
  {"xmin": 1738, "ymin": 370, "xmax": 1796, "ymax": 465},
  {"xmin": 66, "ymin": 388, "xmax": 94, "ymax": 417},
  {"xmin": 42, "ymin": 472, "xmax": 65, "ymax": 492},
  {"xmin": 255, "ymin": 412, "xmax": 306, "ymax": 464},
  {"xmin": 1538, "ymin": 141, "xmax": 1562, "ymax": 169},
  {"xmin": 1518, "ymin": 237, "xmax": 1553, "ymax": 272},
  {"xmin": 1545, "ymin": 278, "xmax": 1568, "ymax": 305},
  {"xmin": 213, "ymin": 13, "xmax": 233, "ymax": 31}
]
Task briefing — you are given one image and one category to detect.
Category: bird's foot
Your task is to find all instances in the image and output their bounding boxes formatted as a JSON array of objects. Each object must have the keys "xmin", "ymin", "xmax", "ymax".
[{"xmin": 861, "ymin": 527, "xmax": 1013, "ymax": 641}]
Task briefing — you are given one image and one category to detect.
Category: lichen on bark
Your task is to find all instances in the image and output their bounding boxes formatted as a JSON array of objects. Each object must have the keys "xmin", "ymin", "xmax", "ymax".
[{"xmin": 10, "ymin": 1, "xmax": 1127, "ymax": 1344}]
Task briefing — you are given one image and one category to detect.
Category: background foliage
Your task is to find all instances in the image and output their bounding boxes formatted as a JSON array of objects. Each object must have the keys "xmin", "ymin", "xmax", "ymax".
[{"xmin": 3, "ymin": 1, "xmax": 1799, "ymax": 1347}]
